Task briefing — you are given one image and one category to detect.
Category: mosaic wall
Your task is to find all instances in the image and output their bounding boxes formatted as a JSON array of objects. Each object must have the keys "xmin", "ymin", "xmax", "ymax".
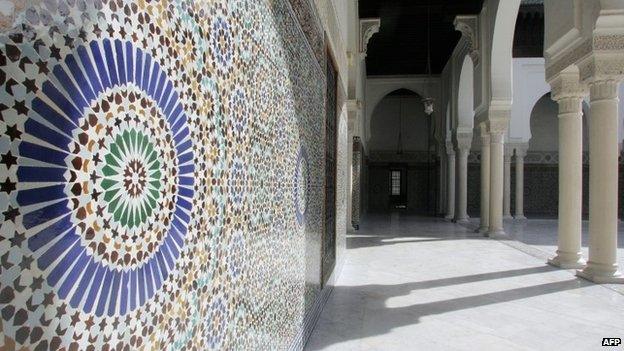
[
  {"xmin": 0, "ymin": 0, "xmax": 334, "ymax": 349},
  {"xmin": 351, "ymin": 136, "xmax": 361, "ymax": 229}
]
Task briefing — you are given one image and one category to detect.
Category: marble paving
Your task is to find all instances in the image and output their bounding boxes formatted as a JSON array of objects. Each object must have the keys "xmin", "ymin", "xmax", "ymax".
[{"xmin": 305, "ymin": 213, "xmax": 624, "ymax": 351}]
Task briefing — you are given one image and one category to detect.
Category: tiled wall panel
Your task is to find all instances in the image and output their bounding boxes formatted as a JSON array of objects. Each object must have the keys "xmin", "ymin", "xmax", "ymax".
[{"xmin": 0, "ymin": 0, "xmax": 329, "ymax": 349}]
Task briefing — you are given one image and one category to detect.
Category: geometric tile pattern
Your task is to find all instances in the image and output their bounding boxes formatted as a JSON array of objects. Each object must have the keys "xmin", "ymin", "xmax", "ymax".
[{"xmin": 0, "ymin": 0, "xmax": 327, "ymax": 349}]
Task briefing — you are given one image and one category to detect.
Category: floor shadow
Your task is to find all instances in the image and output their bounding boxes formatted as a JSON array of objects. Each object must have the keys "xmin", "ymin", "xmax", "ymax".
[{"xmin": 305, "ymin": 275, "xmax": 590, "ymax": 350}]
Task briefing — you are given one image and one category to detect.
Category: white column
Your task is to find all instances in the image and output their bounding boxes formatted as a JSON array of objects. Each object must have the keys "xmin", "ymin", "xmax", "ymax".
[
  {"xmin": 438, "ymin": 149, "xmax": 447, "ymax": 216},
  {"xmin": 479, "ymin": 129, "xmax": 491, "ymax": 234},
  {"xmin": 577, "ymin": 79, "xmax": 624, "ymax": 283},
  {"xmin": 488, "ymin": 129, "xmax": 506, "ymax": 238},
  {"xmin": 548, "ymin": 92, "xmax": 585, "ymax": 268},
  {"xmin": 445, "ymin": 147, "xmax": 456, "ymax": 220},
  {"xmin": 455, "ymin": 147, "xmax": 470, "ymax": 223},
  {"xmin": 503, "ymin": 149, "xmax": 512, "ymax": 219},
  {"xmin": 514, "ymin": 147, "xmax": 527, "ymax": 220}
]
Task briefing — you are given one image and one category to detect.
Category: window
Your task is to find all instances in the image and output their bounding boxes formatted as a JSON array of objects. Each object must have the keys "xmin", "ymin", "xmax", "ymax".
[{"xmin": 390, "ymin": 170, "xmax": 401, "ymax": 195}]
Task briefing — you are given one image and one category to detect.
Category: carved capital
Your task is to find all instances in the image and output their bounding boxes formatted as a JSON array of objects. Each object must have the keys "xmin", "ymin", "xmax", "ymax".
[
  {"xmin": 454, "ymin": 15, "xmax": 480, "ymax": 65},
  {"xmin": 487, "ymin": 118, "xmax": 508, "ymax": 137},
  {"xmin": 589, "ymin": 78, "xmax": 621, "ymax": 101},
  {"xmin": 455, "ymin": 130, "xmax": 473, "ymax": 151},
  {"xmin": 347, "ymin": 99, "xmax": 362, "ymax": 112},
  {"xmin": 548, "ymin": 69, "xmax": 587, "ymax": 101},
  {"xmin": 360, "ymin": 18, "xmax": 381, "ymax": 57},
  {"xmin": 514, "ymin": 143, "xmax": 529, "ymax": 159},
  {"xmin": 446, "ymin": 141, "xmax": 456, "ymax": 156}
]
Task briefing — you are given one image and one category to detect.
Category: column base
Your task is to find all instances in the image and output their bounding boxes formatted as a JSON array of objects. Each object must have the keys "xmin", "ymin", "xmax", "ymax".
[
  {"xmin": 548, "ymin": 252, "xmax": 586, "ymax": 269},
  {"xmin": 488, "ymin": 229, "xmax": 510, "ymax": 240},
  {"xmin": 503, "ymin": 215, "xmax": 513, "ymax": 220},
  {"xmin": 475, "ymin": 226, "xmax": 489, "ymax": 235},
  {"xmin": 455, "ymin": 217, "xmax": 470, "ymax": 224},
  {"xmin": 514, "ymin": 215, "xmax": 527, "ymax": 220},
  {"xmin": 444, "ymin": 214, "xmax": 454, "ymax": 221},
  {"xmin": 576, "ymin": 262, "xmax": 624, "ymax": 284}
]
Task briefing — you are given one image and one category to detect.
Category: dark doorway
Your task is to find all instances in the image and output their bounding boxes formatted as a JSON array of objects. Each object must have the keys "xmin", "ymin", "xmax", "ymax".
[{"xmin": 322, "ymin": 53, "xmax": 337, "ymax": 286}]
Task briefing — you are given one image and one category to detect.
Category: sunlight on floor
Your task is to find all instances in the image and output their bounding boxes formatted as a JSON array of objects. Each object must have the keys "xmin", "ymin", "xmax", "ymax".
[{"xmin": 305, "ymin": 214, "xmax": 624, "ymax": 351}]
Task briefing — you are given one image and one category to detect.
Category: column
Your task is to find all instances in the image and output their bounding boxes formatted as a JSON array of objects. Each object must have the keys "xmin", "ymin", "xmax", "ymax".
[
  {"xmin": 351, "ymin": 136, "xmax": 362, "ymax": 230},
  {"xmin": 438, "ymin": 149, "xmax": 447, "ymax": 216},
  {"xmin": 478, "ymin": 128, "xmax": 490, "ymax": 234},
  {"xmin": 488, "ymin": 127, "xmax": 506, "ymax": 238},
  {"xmin": 455, "ymin": 146, "xmax": 470, "ymax": 223},
  {"xmin": 514, "ymin": 147, "xmax": 527, "ymax": 220},
  {"xmin": 577, "ymin": 78, "xmax": 624, "ymax": 283},
  {"xmin": 503, "ymin": 148, "xmax": 512, "ymax": 219},
  {"xmin": 445, "ymin": 146, "xmax": 456, "ymax": 220},
  {"xmin": 548, "ymin": 75, "xmax": 586, "ymax": 269}
]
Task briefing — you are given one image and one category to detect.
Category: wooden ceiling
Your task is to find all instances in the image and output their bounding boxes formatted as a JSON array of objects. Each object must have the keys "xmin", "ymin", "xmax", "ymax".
[{"xmin": 359, "ymin": 0, "xmax": 485, "ymax": 76}]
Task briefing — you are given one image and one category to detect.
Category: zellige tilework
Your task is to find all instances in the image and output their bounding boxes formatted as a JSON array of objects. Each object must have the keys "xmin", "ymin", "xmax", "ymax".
[{"xmin": 0, "ymin": 0, "xmax": 330, "ymax": 349}]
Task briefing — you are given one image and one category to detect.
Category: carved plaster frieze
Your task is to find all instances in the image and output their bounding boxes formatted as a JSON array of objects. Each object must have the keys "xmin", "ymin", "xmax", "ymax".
[
  {"xmin": 578, "ymin": 53, "xmax": 624, "ymax": 83},
  {"xmin": 547, "ymin": 35, "xmax": 624, "ymax": 81},
  {"xmin": 454, "ymin": 15, "xmax": 480, "ymax": 65},
  {"xmin": 545, "ymin": 39, "xmax": 593, "ymax": 81},
  {"xmin": 360, "ymin": 18, "xmax": 381, "ymax": 57}
]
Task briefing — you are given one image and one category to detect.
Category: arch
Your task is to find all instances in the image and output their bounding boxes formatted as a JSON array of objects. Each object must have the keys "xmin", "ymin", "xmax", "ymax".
[
  {"xmin": 366, "ymin": 85, "xmax": 424, "ymax": 143},
  {"xmin": 365, "ymin": 77, "xmax": 430, "ymax": 142},
  {"xmin": 457, "ymin": 55, "xmax": 475, "ymax": 130},
  {"xmin": 510, "ymin": 58, "xmax": 550, "ymax": 143},
  {"xmin": 528, "ymin": 93, "xmax": 558, "ymax": 152},
  {"xmin": 368, "ymin": 89, "xmax": 428, "ymax": 152},
  {"xmin": 490, "ymin": 0, "xmax": 521, "ymax": 104}
]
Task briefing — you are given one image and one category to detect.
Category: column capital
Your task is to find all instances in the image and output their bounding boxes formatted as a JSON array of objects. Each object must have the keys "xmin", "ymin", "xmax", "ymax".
[
  {"xmin": 504, "ymin": 145, "xmax": 513, "ymax": 161},
  {"xmin": 548, "ymin": 69, "xmax": 587, "ymax": 102},
  {"xmin": 455, "ymin": 130, "xmax": 473, "ymax": 151},
  {"xmin": 514, "ymin": 144, "xmax": 529, "ymax": 158},
  {"xmin": 589, "ymin": 78, "xmax": 621, "ymax": 101},
  {"xmin": 487, "ymin": 118, "xmax": 508, "ymax": 138},
  {"xmin": 445, "ymin": 141, "xmax": 456, "ymax": 156},
  {"xmin": 347, "ymin": 99, "xmax": 363, "ymax": 113}
]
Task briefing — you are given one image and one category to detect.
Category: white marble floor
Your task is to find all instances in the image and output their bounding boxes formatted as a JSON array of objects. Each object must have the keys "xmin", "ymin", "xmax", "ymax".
[{"xmin": 305, "ymin": 214, "xmax": 624, "ymax": 351}]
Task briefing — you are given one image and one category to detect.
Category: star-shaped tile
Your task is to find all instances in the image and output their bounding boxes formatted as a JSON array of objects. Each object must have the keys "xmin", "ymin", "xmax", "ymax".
[
  {"xmin": 23, "ymin": 78, "xmax": 38, "ymax": 94},
  {"xmin": 1, "ymin": 151, "xmax": 18, "ymax": 169},
  {"xmin": 8, "ymin": 231, "xmax": 25, "ymax": 247},
  {"xmin": 0, "ymin": 178, "xmax": 16, "ymax": 194},
  {"xmin": 13, "ymin": 100, "xmax": 28, "ymax": 116},
  {"xmin": 2, "ymin": 205, "xmax": 19, "ymax": 222},
  {"xmin": 5, "ymin": 124, "xmax": 22, "ymax": 141},
  {"xmin": 18, "ymin": 255, "xmax": 34, "ymax": 270},
  {"xmin": 30, "ymin": 276, "xmax": 44, "ymax": 291},
  {"xmin": 49, "ymin": 45, "xmax": 61, "ymax": 60},
  {"xmin": 36, "ymin": 59, "xmax": 49, "ymax": 75}
]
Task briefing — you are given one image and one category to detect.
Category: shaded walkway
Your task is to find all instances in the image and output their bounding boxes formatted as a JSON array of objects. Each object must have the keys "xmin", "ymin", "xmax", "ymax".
[{"xmin": 306, "ymin": 214, "xmax": 624, "ymax": 350}]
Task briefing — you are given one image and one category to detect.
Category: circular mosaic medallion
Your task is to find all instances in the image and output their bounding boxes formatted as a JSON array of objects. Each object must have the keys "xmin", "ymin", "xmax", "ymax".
[
  {"xmin": 294, "ymin": 145, "xmax": 309, "ymax": 225},
  {"xmin": 17, "ymin": 39, "xmax": 194, "ymax": 317}
]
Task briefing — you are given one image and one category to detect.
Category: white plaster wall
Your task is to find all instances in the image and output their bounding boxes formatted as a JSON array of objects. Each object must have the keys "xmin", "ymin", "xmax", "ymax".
[
  {"xmin": 510, "ymin": 58, "xmax": 551, "ymax": 143},
  {"xmin": 369, "ymin": 95, "xmax": 429, "ymax": 152}
]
